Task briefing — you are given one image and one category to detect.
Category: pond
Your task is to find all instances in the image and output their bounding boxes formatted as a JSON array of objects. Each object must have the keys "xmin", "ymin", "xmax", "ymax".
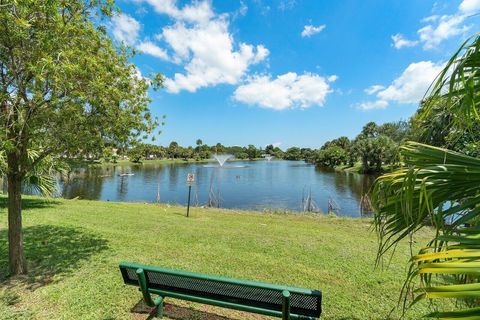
[{"xmin": 57, "ymin": 160, "xmax": 376, "ymax": 217}]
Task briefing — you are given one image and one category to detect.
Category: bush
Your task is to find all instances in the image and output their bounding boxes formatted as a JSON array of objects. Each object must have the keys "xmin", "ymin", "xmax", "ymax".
[
  {"xmin": 315, "ymin": 146, "xmax": 348, "ymax": 167},
  {"xmin": 127, "ymin": 148, "xmax": 143, "ymax": 163}
]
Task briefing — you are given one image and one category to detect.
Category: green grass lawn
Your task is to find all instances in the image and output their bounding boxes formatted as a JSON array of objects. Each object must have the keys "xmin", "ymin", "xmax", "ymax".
[{"xmin": 0, "ymin": 196, "xmax": 438, "ymax": 319}]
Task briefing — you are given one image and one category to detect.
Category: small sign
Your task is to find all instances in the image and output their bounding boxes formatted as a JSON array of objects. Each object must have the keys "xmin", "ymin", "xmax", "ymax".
[{"xmin": 187, "ymin": 173, "xmax": 195, "ymax": 184}]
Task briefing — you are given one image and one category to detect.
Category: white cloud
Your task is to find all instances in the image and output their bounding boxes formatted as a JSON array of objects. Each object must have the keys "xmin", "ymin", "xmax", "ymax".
[
  {"xmin": 132, "ymin": 67, "xmax": 144, "ymax": 80},
  {"xmin": 137, "ymin": 41, "xmax": 169, "ymax": 60},
  {"xmin": 356, "ymin": 100, "xmax": 388, "ymax": 111},
  {"xmin": 131, "ymin": 66, "xmax": 151, "ymax": 85},
  {"xmin": 377, "ymin": 61, "xmax": 444, "ymax": 103},
  {"xmin": 358, "ymin": 61, "xmax": 444, "ymax": 111},
  {"xmin": 111, "ymin": 14, "xmax": 141, "ymax": 45},
  {"xmin": 391, "ymin": 33, "xmax": 418, "ymax": 49},
  {"xmin": 133, "ymin": 1, "xmax": 269, "ymax": 93},
  {"xmin": 233, "ymin": 72, "xmax": 333, "ymax": 110},
  {"xmin": 327, "ymin": 75, "xmax": 338, "ymax": 82},
  {"xmin": 459, "ymin": 0, "xmax": 480, "ymax": 14},
  {"xmin": 364, "ymin": 85, "xmax": 385, "ymax": 95},
  {"xmin": 418, "ymin": 14, "xmax": 469, "ymax": 49},
  {"xmin": 162, "ymin": 19, "xmax": 269, "ymax": 93},
  {"xmin": 238, "ymin": 1, "xmax": 248, "ymax": 16},
  {"xmin": 253, "ymin": 45, "xmax": 270, "ymax": 63},
  {"xmin": 391, "ymin": 1, "xmax": 474, "ymax": 50},
  {"xmin": 136, "ymin": 0, "xmax": 214, "ymax": 24},
  {"xmin": 301, "ymin": 24, "xmax": 326, "ymax": 38},
  {"xmin": 135, "ymin": 7, "xmax": 149, "ymax": 16},
  {"xmin": 421, "ymin": 15, "xmax": 439, "ymax": 23},
  {"xmin": 279, "ymin": 0, "xmax": 296, "ymax": 11}
]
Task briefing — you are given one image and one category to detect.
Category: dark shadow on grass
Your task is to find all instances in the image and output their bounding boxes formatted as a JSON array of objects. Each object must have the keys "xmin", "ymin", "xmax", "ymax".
[
  {"xmin": 0, "ymin": 196, "xmax": 61, "ymax": 211},
  {"xmin": 132, "ymin": 300, "xmax": 240, "ymax": 320},
  {"xmin": 0, "ymin": 225, "xmax": 109, "ymax": 288},
  {"xmin": 171, "ymin": 211, "xmax": 188, "ymax": 217}
]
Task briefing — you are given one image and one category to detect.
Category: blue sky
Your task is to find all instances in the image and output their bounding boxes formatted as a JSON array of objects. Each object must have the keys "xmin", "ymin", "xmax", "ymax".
[{"xmin": 111, "ymin": 0, "xmax": 480, "ymax": 148}]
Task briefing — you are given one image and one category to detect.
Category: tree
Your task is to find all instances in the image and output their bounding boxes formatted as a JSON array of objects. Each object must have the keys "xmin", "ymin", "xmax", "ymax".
[
  {"xmin": 321, "ymin": 136, "xmax": 350, "ymax": 150},
  {"xmin": 284, "ymin": 147, "xmax": 302, "ymax": 160},
  {"xmin": 0, "ymin": 1, "xmax": 161, "ymax": 275},
  {"xmin": 236, "ymin": 152, "xmax": 249, "ymax": 159},
  {"xmin": 411, "ymin": 98, "xmax": 480, "ymax": 156},
  {"xmin": 360, "ymin": 121, "xmax": 378, "ymax": 138},
  {"xmin": 139, "ymin": 143, "xmax": 165, "ymax": 159},
  {"xmin": 168, "ymin": 141, "xmax": 179, "ymax": 159},
  {"xmin": 103, "ymin": 147, "xmax": 114, "ymax": 163},
  {"xmin": 214, "ymin": 142, "xmax": 224, "ymax": 154},
  {"xmin": 372, "ymin": 35, "xmax": 480, "ymax": 319},
  {"xmin": 181, "ymin": 146, "xmax": 194, "ymax": 161},
  {"xmin": 353, "ymin": 135, "xmax": 395, "ymax": 172},
  {"xmin": 0, "ymin": 149, "xmax": 65, "ymax": 196},
  {"xmin": 196, "ymin": 139, "xmax": 203, "ymax": 147},
  {"xmin": 377, "ymin": 121, "xmax": 410, "ymax": 144},
  {"xmin": 265, "ymin": 144, "xmax": 274, "ymax": 155},
  {"xmin": 127, "ymin": 148, "xmax": 143, "ymax": 163},
  {"xmin": 315, "ymin": 146, "xmax": 348, "ymax": 167},
  {"xmin": 246, "ymin": 145, "xmax": 259, "ymax": 160},
  {"xmin": 300, "ymin": 148, "xmax": 314, "ymax": 161}
]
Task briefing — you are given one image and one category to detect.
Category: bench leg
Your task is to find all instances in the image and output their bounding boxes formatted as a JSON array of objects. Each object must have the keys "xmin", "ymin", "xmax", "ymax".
[
  {"xmin": 136, "ymin": 268, "xmax": 156, "ymax": 307},
  {"xmin": 155, "ymin": 296, "xmax": 164, "ymax": 318},
  {"xmin": 282, "ymin": 290, "xmax": 291, "ymax": 320}
]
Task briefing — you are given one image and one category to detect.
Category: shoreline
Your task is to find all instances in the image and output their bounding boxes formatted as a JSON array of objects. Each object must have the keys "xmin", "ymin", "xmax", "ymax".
[
  {"xmin": 10, "ymin": 194, "xmax": 371, "ymax": 218},
  {"xmin": 69, "ymin": 157, "xmax": 269, "ymax": 167}
]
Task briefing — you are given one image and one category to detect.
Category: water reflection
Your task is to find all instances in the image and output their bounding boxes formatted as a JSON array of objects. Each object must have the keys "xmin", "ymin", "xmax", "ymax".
[{"xmin": 57, "ymin": 161, "xmax": 375, "ymax": 217}]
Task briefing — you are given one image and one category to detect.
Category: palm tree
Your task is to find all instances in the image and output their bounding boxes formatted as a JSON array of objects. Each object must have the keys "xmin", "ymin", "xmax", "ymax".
[
  {"xmin": 372, "ymin": 35, "xmax": 480, "ymax": 319},
  {"xmin": 0, "ymin": 149, "xmax": 65, "ymax": 196}
]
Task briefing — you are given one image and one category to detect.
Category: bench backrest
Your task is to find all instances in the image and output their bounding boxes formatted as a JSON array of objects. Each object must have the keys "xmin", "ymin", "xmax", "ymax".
[{"xmin": 120, "ymin": 262, "xmax": 321, "ymax": 318}]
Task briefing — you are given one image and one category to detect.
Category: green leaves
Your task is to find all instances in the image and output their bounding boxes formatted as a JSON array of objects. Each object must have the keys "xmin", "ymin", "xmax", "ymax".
[
  {"xmin": 372, "ymin": 143, "xmax": 480, "ymax": 318},
  {"xmin": 422, "ymin": 35, "xmax": 480, "ymax": 132},
  {"xmin": 315, "ymin": 145, "xmax": 348, "ymax": 167},
  {"xmin": 0, "ymin": 149, "xmax": 65, "ymax": 196},
  {"xmin": 408, "ymin": 227, "xmax": 480, "ymax": 319},
  {"xmin": 0, "ymin": 0, "xmax": 162, "ymax": 160},
  {"xmin": 352, "ymin": 135, "xmax": 397, "ymax": 173},
  {"xmin": 378, "ymin": 37, "xmax": 480, "ymax": 318}
]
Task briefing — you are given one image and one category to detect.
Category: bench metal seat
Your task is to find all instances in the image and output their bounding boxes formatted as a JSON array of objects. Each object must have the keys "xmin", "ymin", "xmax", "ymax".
[{"xmin": 119, "ymin": 262, "xmax": 322, "ymax": 319}]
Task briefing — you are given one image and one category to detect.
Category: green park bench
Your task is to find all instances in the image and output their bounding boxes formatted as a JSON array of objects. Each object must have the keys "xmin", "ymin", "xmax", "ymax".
[{"xmin": 119, "ymin": 262, "xmax": 322, "ymax": 320}]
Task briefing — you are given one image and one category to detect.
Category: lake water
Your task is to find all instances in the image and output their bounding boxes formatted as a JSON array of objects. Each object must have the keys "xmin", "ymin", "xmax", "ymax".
[{"xmin": 58, "ymin": 160, "xmax": 376, "ymax": 217}]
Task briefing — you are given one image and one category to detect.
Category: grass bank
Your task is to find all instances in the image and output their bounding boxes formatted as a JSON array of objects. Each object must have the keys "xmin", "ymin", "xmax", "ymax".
[
  {"xmin": 0, "ymin": 196, "xmax": 438, "ymax": 319},
  {"xmin": 334, "ymin": 162, "xmax": 398, "ymax": 174}
]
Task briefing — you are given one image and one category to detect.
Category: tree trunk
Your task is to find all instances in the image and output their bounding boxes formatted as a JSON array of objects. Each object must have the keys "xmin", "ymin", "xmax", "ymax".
[
  {"xmin": 362, "ymin": 156, "xmax": 369, "ymax": 173},
  {"xmin": 7, "ymin": 153, "xmax": 27, "ymax": 275}
]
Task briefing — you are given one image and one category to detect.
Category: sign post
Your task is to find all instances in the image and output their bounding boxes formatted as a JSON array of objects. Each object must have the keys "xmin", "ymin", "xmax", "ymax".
[{"xmin": 186, "ymin": 173, "xmax": 195, "ymax": 217}]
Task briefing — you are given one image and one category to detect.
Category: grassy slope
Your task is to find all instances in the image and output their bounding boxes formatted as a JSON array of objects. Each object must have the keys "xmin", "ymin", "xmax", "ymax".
[
  {"xmin": 335, "ymin": 162, "xmax": 399, "ymax": 174},
  {"xmin": 0, "ymin": 197, "xmax": 437, "ymax": 320}
]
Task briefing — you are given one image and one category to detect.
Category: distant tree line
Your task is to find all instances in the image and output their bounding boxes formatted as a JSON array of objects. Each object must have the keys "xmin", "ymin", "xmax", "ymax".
[
  {"xmin": 113, "ymin": 140, "xmax": 284, "ymax": 163},
  {"xmin": 310, "ymin": 99, "xmax": 480, "ymax": 173},
  {"xmin": 310, "ymin": 121, "xmax": 408, "ymax": 173},
  {"xmin": 94, "ymin": 139, "xmax": 316, "ymax": 164},
  {"xmin": 97, "ymin": 97, "xmax": 480, "ymax": 173}
]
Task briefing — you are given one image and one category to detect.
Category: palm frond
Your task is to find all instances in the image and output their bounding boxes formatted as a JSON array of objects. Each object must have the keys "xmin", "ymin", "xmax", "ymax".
[
  {"xmin": 422, "ymin": 35, "xmax": 480, "ymax": 132},
  {"xmin": 372, "ymin": 141, "xmax": 480, "ymax": 318},
  {"xmin": 0, "ymin": 149, "xmax": 68, "ymax": 196}
]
